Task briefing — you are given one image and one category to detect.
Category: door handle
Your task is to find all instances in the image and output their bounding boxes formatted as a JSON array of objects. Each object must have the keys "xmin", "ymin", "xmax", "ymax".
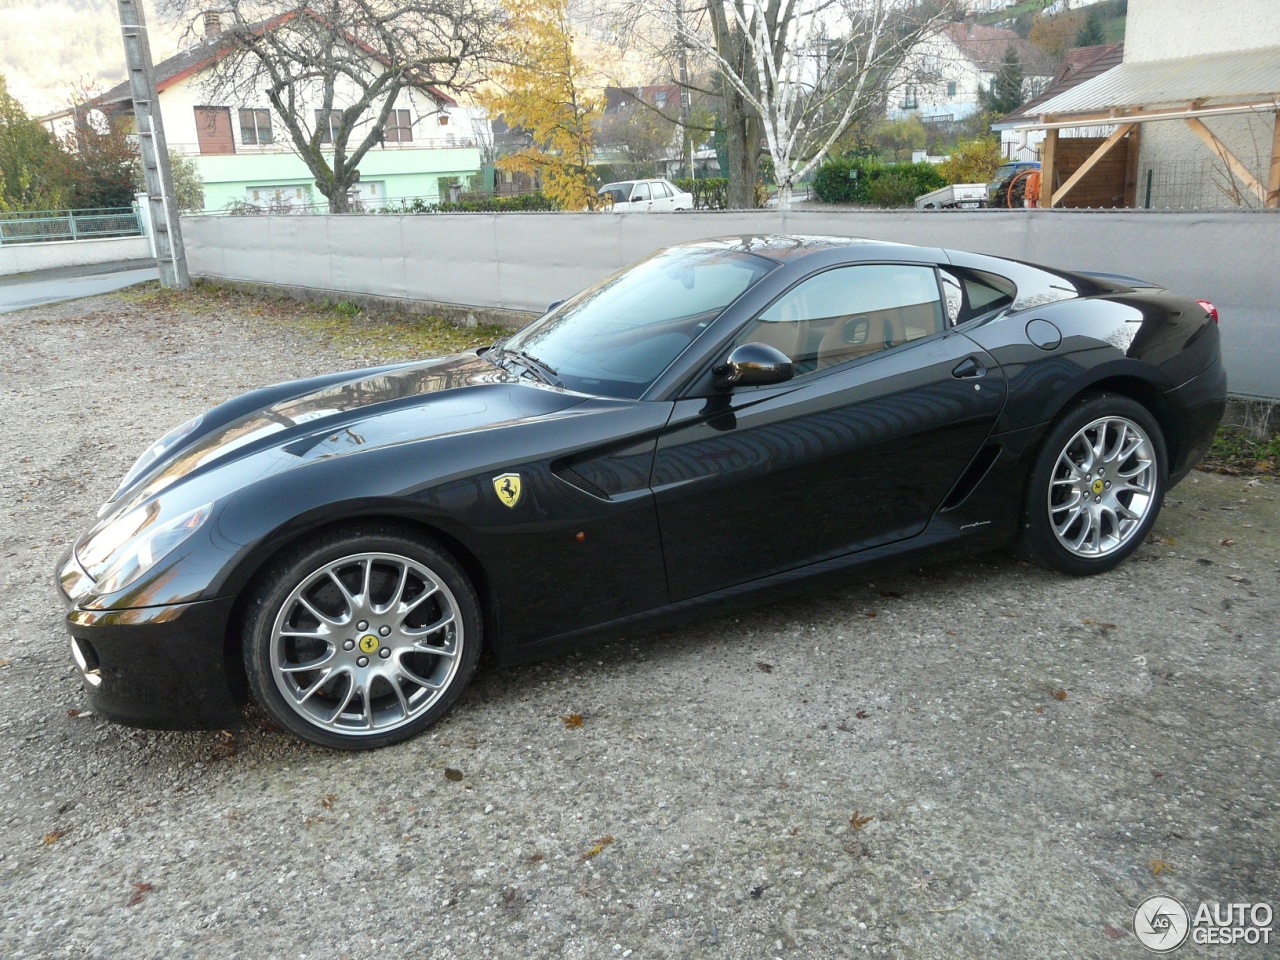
[{"xmin": 952, "ymin": 356, "xmax": 986, "ymax": 379}]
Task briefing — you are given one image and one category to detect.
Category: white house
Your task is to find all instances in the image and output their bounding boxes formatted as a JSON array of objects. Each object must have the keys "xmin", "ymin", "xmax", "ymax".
[
  {"xmin": 887, "ymin": 22, "xmax": 1052, "ymax": 124},
  {"xmin": 95, "ymin": 11, "xmax": 487, "ymax": 212}
]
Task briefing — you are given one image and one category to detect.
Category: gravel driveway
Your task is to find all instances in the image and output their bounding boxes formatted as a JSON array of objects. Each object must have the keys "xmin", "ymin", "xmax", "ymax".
[{"xmin": 1, "ymin": 287, "xmax": 1276, "ymax": 959}]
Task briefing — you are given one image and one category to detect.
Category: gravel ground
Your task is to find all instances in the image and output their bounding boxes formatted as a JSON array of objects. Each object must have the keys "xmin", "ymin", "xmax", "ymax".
[{"xmin": 1, "ymin": 286, "xmax": 1277, "ymax": 960}]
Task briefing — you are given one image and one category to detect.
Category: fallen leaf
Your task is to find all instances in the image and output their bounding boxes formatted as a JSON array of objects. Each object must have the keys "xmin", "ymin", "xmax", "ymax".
[
  {"xmin": 1051, "ymin": 689, "xmax": 1068, "ymax": 701},
  {"xmin": 855, "ymin": 709, "xmax": 870, "ymax": 719},
  {"xmin": 1104, "ymin": 924, "xmax": 1127, "ymax": 939},
  {"xmin": 1220, "ymin": 538, "xmax": 1235, "ymax": 546},
  {"xmin": 1033, "ymin": 706, "xmax": 1045, "ymax": 714},
  {"xmin": 864, "ymin": 611, "xmax": 879, "ymax": 618},
  {"xmin": 850, "ymin": 811, "xmax": 874, "ymax": 830},
  {"xmin": 755, "ymin": 661, "xmax": 773, "ymax": 673},
  {"xmin": 527, "ymin": 852, "xmax": 544, "ymax": 863},
  {"xmin": 1150, "ymin": 858, "xmax": 1173, "ymax": 876},
  {"xmin": 579, "ymin": 835, "xmax": 614, "ymax": 860},
  {"xmin": 126, "ymin": 881, "xmax": 153, "ymax": 907},
  {"xmin": 0, "ymin": 659, "xmax": 10, "ymax": 667},
  {"xmin": 42, "ymin": 830, "xmax": 66, "ymax": 845},
  {"xmin": 444, "ymin": 768, "xmax": 464, "ymax": 781},
  {"xmin": 561, "ymin": 713, "xmax": 584, "ymax": 729},
  {"xmin": 321, "ymin": 793, "xmax": 336, "ymax": 810},
  {"xmin": 303, "ymin": 815, "xmax": 326, "ymax": 829},
  {"xmin": 66, "ymin": 709, "xmax": 83, "ymax": 718}
]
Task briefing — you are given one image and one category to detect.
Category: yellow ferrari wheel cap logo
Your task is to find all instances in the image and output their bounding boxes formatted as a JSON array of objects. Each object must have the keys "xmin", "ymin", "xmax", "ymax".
[
  {"xmin": 493, "ymin": 473, "xmax": 523, "ymax": 508},
  {"xmin": 1092, "ymin": 479, "xmax": 1105, "ymax": 495},
  {"xmin": 359, "ymin": 634, "xmax": 379, "ymax": 654}
]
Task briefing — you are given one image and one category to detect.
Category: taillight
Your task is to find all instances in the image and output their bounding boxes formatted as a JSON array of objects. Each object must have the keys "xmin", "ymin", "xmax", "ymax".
[{"xmin": 1197, "ymin": 299, "xmax": 1219, "ymax": 324}]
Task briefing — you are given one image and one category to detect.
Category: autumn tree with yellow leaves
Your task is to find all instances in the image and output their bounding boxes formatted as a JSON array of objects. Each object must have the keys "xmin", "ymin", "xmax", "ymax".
[{"xmin": 480, "ymin": 0, "xmax": 603, "ymax": 210}]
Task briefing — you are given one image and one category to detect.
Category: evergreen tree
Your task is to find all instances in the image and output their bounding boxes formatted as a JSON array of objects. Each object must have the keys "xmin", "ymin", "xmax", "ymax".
[
  {"xmin": 985, "ymin": 46, "xmax": 1025, "ymax": 117},
  {"xmin": 1076, "ymin": 10, "xmax": 1106, "ymax": 48}
]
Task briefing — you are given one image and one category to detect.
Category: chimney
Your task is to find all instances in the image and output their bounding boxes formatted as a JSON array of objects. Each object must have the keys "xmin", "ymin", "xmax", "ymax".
[{"xmin": 203, "ymin": 11, "xmax": 223, "ymax": 37}]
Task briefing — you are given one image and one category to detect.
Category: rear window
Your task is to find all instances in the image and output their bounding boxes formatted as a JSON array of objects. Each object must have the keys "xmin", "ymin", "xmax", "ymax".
[{"xmin": 939, "ymin": 268, "xmax": 1017, "ymax": 325}]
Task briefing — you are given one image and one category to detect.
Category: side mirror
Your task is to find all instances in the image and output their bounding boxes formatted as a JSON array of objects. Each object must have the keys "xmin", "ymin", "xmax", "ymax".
[
  {"xmin": 713, "ymin": 342, "xmax": 794, "ymax": 392},
  {"xmin": 545, "ymin": 299, "xmax": 565, "ymax": 313}
]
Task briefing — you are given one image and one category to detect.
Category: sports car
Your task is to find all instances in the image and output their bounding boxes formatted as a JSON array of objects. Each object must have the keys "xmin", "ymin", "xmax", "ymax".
[{"xmin": 56, "ymin": 236, "xmax": 1227, "ymax": 749}]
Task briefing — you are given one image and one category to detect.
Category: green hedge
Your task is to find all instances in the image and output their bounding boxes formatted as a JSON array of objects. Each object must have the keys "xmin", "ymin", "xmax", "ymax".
[
  {"xmin": 380, "ymin": 192, "xmax": 558, "ymax": 214},
  {"xmin": 812, "ymin": 158, "xmax": 946, "ymax": 206}
]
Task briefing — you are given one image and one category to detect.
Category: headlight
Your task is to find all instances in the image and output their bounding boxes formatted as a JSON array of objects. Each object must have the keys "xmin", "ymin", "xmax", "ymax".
[
  {"xmin": 78, "ymin": 502, "xmax": 213, "ymax": 596},
  {"xmin": 109, "ymin": 413, "xmax": 204, "ymax": 504}
]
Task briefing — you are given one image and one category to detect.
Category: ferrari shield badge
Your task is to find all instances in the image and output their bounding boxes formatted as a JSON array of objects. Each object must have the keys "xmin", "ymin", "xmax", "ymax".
[{"xmin": 493, "ymin": 473, "xmax": 523, "ymax": 508}]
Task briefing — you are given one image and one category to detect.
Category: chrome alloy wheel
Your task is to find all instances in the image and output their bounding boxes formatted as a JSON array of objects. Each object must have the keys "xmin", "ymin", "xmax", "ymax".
[
  {"xmin": 269, "ymin": 552, "xmax": 464, "ymax": 737},
  {"xmin": 1047, "ymin": 416, "xmax": 1157, "ymax": 558}
]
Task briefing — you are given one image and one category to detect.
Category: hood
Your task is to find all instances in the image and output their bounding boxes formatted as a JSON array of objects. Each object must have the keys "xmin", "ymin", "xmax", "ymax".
[{"xmin": 120, "ymin": 353, "xmax": 586, "ymax": 509}]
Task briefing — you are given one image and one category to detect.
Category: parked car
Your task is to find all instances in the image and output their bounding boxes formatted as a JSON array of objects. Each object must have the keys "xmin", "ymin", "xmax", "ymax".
[
  {"xmin": 58, "ymin": 236, "xmax": 1226, "ymax": 749},
  {"xmin": 599, "ymin": 178, "xmax": 694, "ymax": 212},
  {"xmin": 988, "ymin": 160, "xmax": 1041, "ymax": 206}
]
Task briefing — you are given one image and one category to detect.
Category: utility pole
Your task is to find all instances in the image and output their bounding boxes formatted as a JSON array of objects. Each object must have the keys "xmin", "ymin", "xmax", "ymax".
[{"xmin": 116, "ymin": 0, "xmax": 189, "ymax": 289}]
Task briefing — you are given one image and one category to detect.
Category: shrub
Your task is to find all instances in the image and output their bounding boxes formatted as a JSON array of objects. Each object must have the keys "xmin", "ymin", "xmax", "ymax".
[
  {"xmin": 672, "ymin": 177, "xmax": 729, "ymax": 210},
  {"xmin": 812, "ymin": 157, "xmax": 945, "ymax": 206},
  {"xmin": 937, "ymin": 138, "xmax": 1002, "ymax": 185}
]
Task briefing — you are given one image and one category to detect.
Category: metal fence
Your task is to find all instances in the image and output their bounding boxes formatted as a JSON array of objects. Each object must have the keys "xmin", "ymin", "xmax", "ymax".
[{"xmin": 0, "ymin": 207, "xmax": 143, "ymax": 245}]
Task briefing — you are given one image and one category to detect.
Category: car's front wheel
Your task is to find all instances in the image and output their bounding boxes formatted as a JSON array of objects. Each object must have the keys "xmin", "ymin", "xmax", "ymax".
[
  {"xmin": 242, "ymin": 525, "xmax": 481, "ymax": 749},
  {"xmin": 1017, "ymin": 394, "xmax": 1166, "ymax": 576}
]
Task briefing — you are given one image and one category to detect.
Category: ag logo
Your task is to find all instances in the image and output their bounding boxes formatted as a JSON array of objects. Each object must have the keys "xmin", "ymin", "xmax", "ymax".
[
  {"xmin": 493, "ymin": 473, "xmax": 523, "ymax": 508},
  {"xmin": 358, "ymin": 634, "xmax": 379, "ymax": 654},
  {"xmin": 1134, "ymin": 895, "xmax": 1190, "ymax": 952},
  {"xmin": 1092, "ymin": 478, "xmax": 1105, "ymax": 495}
]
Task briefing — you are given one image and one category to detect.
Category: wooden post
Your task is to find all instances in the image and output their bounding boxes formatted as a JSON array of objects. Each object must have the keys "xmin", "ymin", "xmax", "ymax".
[
  {"xmin": 1123, "ymin": 124, "xmax": 1141, "ymax": 208},
  {"xmin": 1267, "ymin": 110, "xmax": 1280, "ymax": 209},
  {"xmin": 1185, "ymin": 117, "xmax": 1267, "ymax": 204},
  {"xmin": 1039, "ymin": 127, "xmax": 1058, "ymax": 208},
  {"xmin": 1049, "ymin": 123, "xmax": 1136, "ymax": 208}
]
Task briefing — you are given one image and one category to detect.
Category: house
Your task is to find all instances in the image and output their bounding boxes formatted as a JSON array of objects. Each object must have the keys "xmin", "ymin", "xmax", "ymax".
[
  {"xmin": 1001, "ymin": 0, "xmax": 1280, "ymax": 209},
  {"xmin": 887, "ymin": 23, "xmax": 1052, "ymax": 124},
  {"xmin": 94, "ymin": 12, "xmax": 487, "ymax": 212},
  {"xmin": 991, "ymin": 42, "xmax": 1124, "ymax": 161}
]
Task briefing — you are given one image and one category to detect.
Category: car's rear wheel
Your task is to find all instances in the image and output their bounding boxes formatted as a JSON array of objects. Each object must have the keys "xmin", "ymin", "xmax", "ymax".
[
  {"xmin": 1017, "ymin": 394, "xmax": 1166, "ymax": 576},
  {"xmin": 242, "ymin": 526, "xmax": 481, "ymax": 749}
]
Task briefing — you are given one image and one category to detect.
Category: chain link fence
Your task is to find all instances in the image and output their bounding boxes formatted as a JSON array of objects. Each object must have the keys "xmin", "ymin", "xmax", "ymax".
[
  {"xmin": 0, "ymin": 208, "xmax": 143, "ymax": 245},
  {"xmin": 1136, "ymin": 155, "xmax": 1274, "ymax": 210}
]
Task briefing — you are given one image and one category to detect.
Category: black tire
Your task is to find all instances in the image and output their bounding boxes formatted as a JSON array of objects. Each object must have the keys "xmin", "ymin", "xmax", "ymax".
[
  {"xmin": 1016, "ymin": 393, "xmax": 1167, "ymax": 576},
  {"xmin": 242, "ymin": 524, "xmax": 481, "ymax": 750}
]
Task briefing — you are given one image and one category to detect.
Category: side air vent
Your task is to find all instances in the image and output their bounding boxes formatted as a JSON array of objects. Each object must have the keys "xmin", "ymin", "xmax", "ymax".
[
  {"xmin": 551, "ymin": 462, "xmax": 611, "ymax": 501},
  {"xmin": 940, "ymin": 443, "xmax": 1001, "ymax": 512}
]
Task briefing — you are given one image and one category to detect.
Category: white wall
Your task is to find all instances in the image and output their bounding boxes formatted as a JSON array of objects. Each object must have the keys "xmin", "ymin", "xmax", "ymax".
[
  {"xmin": 182, "ymin": 208, "xmax": 1280, "ymax": 399},
  {"xmin": 1126, "ymin": 0, "xmax": 1280, "ymax": 62},
  {"xmin": 0, "ymin": 236, "xmax": 151, "ymax": 276}
]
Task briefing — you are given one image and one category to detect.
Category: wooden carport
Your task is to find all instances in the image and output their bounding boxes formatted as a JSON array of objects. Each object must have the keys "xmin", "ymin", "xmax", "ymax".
[{"xmin": 1006, "ymin": 46, "xmax": 1280, "ymax": 209}]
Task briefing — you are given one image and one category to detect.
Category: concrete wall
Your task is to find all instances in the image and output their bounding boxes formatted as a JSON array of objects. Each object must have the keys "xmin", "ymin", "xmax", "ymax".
[
  {"xmin": 0, "ymin": 236, "xmax": 152, "ymax": 277},
  {"xmin": 1126, "ymin": 0, "xmax": 1280, "ymax": 62},
  {"xmin": 182, "ymin": 208, "xmax": 1280, "ymax": 399}
]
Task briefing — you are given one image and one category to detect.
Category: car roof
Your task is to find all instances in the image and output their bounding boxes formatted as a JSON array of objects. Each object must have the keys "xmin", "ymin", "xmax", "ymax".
[{"xmin": 671, "ymin": 235, "xmax": 940, "ymax": 263}]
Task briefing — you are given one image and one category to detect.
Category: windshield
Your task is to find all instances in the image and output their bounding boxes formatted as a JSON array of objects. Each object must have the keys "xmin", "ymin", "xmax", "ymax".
[{"xmin": 500, "ymin": 245, "xmax": 777, "ymax": 399}]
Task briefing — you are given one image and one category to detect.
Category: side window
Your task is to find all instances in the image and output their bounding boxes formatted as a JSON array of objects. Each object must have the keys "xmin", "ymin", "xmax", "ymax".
[
  {"xmin": 631, "ymin": 183, "xmax": 651, "ymax": 202},
  {"xmin": 938, "ymin": 268, "xmax": 1016, "ymax": 325},
  {"xmin": 654, "ymin": 181, "xmax": 672, "ymax": 199},
  {"xmin": 736, "ymin": 264, "xmax": 946, "ymax": 376}
]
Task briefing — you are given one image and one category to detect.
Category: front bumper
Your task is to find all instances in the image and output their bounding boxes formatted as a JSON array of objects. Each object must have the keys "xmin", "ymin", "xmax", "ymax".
[{"xmin": 58, "ymin": 559, "xmax": 242, "ymax": 729}]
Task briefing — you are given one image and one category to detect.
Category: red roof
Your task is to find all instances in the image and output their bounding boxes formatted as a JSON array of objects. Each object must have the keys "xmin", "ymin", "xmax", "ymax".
[
  {"xmin": 995, "ymin": 42, "xmax": 1125, "ymax": 125},
  {"xmin": 96, "ymin": 10, "xmax": 456, "ymax": 111},
  {"xmin": 940, "ymin": 22, "xmax": 1052, "ymax": 76}
]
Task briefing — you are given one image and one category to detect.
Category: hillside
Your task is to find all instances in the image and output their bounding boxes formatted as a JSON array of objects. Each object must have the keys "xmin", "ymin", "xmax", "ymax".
[{"xmin": 0, "ymin": 1, "xmax": 186, "ymax": 114}]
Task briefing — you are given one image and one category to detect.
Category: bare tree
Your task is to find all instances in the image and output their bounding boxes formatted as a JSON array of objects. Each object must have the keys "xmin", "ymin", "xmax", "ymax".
[
  {"xmin": 597, "ymin": 0, "xmax": 953, "ymax": 208},
  {"xmin": 162, "ymin": 1, "xmax": 499, "ymax": 211},
  {"xmin": 677, "ymin": 0, "xmax": 956, "ymax": 209}
]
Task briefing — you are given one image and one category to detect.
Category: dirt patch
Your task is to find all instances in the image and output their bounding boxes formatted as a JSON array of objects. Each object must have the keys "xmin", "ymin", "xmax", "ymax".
[{"xmin": 1, "ymin": 288, "xmax": 1276, "ymax": 959}]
